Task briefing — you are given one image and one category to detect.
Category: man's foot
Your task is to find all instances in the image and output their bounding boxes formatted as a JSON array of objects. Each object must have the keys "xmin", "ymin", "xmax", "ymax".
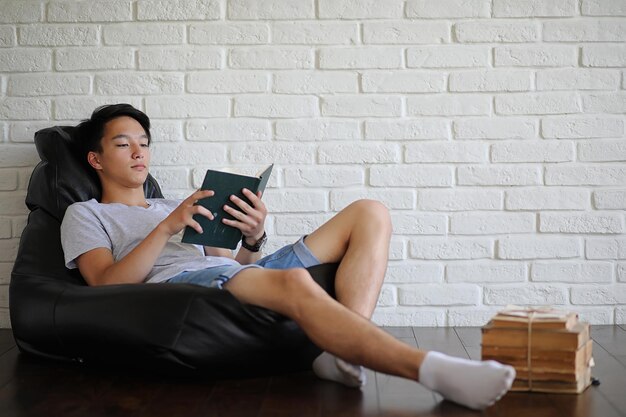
[
  {"xmin": 418, "ymin": 351, "xmax": 516, "ymax": 410},
  {"xmin": 312, "ymin": 352, "xmax": 366, "ymax": 388}
]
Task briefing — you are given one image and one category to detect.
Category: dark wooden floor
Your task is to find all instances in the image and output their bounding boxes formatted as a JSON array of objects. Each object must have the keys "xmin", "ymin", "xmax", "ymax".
[{"xmin": 1, "ymin": 326, "xmax": 625, "ymax": 417}]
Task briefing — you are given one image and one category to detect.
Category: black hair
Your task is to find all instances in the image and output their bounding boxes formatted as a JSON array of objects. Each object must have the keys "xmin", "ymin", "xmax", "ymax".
[{"xmin": 74, "ymin": 103, "xmax": 151, "ymax": 156}]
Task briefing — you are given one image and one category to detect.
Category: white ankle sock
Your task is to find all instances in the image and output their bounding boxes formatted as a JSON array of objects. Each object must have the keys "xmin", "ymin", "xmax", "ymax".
[
  {"xmin": 418, "ymin": 351, "xmax": 516, "ymax": 410},
  {"xmin": 312, "ymin": 352, "xmax": 366, "ymax": 388}
]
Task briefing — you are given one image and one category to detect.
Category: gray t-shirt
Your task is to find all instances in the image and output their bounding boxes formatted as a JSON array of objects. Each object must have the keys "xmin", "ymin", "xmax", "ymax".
[{"xmin": 60, "ymin": 198, "xmax": 239, "ymax": 283}]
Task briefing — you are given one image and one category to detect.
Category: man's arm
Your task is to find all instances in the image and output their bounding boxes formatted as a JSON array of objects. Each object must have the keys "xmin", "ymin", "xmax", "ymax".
[{"xmin": 76, "ymin": 190, "xmax": 215, "ymax": 286}]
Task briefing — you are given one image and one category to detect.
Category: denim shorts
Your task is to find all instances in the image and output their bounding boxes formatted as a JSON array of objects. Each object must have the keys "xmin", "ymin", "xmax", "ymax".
[{"xmin": 166, "ymin": 236, "xmax": 321, "ymax": 289}]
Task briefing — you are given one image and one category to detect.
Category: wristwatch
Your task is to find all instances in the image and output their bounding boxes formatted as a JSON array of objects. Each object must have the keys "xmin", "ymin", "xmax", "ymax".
[{"xmin": 241, "ymin": 231, "xmax": 267, "ymax": 252}]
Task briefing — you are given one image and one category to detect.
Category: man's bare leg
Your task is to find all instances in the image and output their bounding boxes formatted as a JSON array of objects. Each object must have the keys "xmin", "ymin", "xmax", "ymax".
[
  {"xmin": 223, "ymin": 268, "xmax": 516, "ymax": 411},
  {"xmin": 302, "ymin": 200, "xmax": 392, "ymax": 385}
]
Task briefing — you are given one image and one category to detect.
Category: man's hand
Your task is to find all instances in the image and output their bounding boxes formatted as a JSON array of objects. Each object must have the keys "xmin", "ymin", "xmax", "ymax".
[
  {"xmin": 159, "ymin": 189, "xmax": 215, "ymax": 236},
  {"xmin": 223, "ymin": 188, "xmax": 267, "ymax": 242}
]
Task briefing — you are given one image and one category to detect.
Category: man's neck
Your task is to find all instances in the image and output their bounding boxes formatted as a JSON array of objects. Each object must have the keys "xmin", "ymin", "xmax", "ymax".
[{"xmin": 99, "ymin": 183, "xmax": 148, "ymax": 207}]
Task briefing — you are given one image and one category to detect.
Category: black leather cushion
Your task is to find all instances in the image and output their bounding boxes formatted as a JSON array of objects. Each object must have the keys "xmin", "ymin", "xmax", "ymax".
[{"xmin": 10, "ymin": 125, "xmax": 337, "ymax": 376}]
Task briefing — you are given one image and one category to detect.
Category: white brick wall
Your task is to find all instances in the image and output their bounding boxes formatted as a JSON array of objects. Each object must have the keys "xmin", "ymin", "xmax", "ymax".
[{"xmin": 0, "ymin": 0, "xmax": 625, "ymax": 328}]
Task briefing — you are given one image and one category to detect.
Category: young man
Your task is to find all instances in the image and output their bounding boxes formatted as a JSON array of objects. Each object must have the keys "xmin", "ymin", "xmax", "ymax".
[{"xmin": 60, "ymin": 104, "xmax": 515, "ymax": 411}]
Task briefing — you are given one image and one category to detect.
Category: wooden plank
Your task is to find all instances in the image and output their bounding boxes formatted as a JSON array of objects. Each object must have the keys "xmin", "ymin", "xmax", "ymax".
[
  {"xmin": 584, "ymin": 340, "xmax": 626, "ymax": 413},
  {"xmin": 381, "ymin": 326, "xmax": 414, "ymax": 339},
  {"xmin": 200, "ymin": 376, "xmax": 268, "ymax": 417},
  {"xmin": 137, "ymin": 378, "xmax": 214, "ymax": 417},
  {"xmin": 258, "ymin": 372, "xmax": 321, "ymax": 417},
  {"xmin": 454, "ymin": 327, "xmax": 482, "ymax": 361},
  {"xmin": 590, "ymin": 325, "xmax": 626, "ymax": 358}
]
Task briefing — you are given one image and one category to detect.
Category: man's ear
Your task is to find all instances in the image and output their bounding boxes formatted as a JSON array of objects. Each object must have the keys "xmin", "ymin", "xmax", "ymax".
[{"xmin": 87, "ymin": 151, "xmax": 102, "ymax": 170}]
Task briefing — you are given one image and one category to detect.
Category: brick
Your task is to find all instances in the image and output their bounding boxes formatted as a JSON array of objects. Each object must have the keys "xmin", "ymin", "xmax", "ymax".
[
  {"xmin": 418, "ymin": 189, "xmax": 502, "ymax": 211},
  {"xmin": 0, "ymin": 170, "xmax": 18, "ymax": 191},
  {"xmin": 188, "ymin": 71, "xmax": 268, "ymax": 93},
  {"xmin": 458, "ymin": 165, "xmax": 541, "ymax": 186},
  {"xmin": 138, "ymin": 47, "xmax": 221, "ymax": 70},
  {"xmin": 620, "ymin": 263, "xmax": 626, "ymax": 282},
  {"xmin": 318, "ymin": 0, "xmax": 404, "ymax": 19},
  {"xmin": 137, "ymin": 0, "xmax": 220, "ymax": 20},
  {"xmin": 455, "ymin": 21, "xmax": 539, "ymax": 43},
  {"xmin": 545, "ymin": 69, "xmax": 620, "ymax": 91},
  {"xmin": 147, "ymin": 120, "xmax": 183, "ymax": 143},
  {"xmin": 410, "ymin": 238, "xmax": 493, "ymax": 260},
  {"xmin": 583, "ymin": 92, "xmax": 626, "ymax": 113},
  {"xmin": 151, "ymin": 143, "xmax": 226, "ymax": 166},
  {"xmin": 186, "ymin": 119, "xmax": 271, "ymax": 142},
  {"xmin": 56, "ymin": 47, "xmax": 133, "ymax": 71},
  {"xmin": 230, "ymin": 47, "xmax": 313, "ymax": 69},
  {"xmin": 275, "ymin": 119, "xmax": 360, "ymax": 141},
  {"xmin": 454, "ymin": 118, "xmax": 537, "ymax": 140},
  {"xmin": 583, "ymin": 45, "xmax": 626, "ymax": 68},
  {"xmin": 49, "ymin": 0, "xmax": 132, "ymax": 22},
  {"xmin": 405, "ymin": 142, "xmax": 488, "ymax": 163},
  {"xmin": 578, "ymin": 309, "xmax": 615, "ymax": 325},
  {"xmin": 0, "ymin": 239, "xmax": 18, "ymax": 262},
  {"xmin": 451, "ymin": 213, "xmax": 535, "ymax": 235},
  {"xmin": 19, "ymin": 24, "xmax": 97, "ymax": 46},
  {"xmin": 494, "ymin": 0, "xmax": 576, "ymax": 17},
  {"xmin": 495, "ymin": 93, "xmax": 580, "ymax": 115},
  {"xmin": 498, "ymin": 236, "xmax": 580, "ymax": 259},
  {"xmin": 229, "ymin": 0, "xmax": 314, "ymax": 19},
  {"xmin": 407, "ymin": 46, "xmax": 489, "ymax": 68},
  {"xmin": 319, "ymin": 143, "xmax": 400, "ymax": 164},
  {"xmin": 146, "ymin": 96, "xmax": 228, "ymax": 118},
  {"xmin": 491, "ymin": 140, "xmax": 574, "ymax": 163},
  {"xmin": 541, "ymin": 117, "xmax": 624, "ymax": 139},
  {"xmin": 273, "ymin": 22, "xmax": 358, "ymax": 44},
  {"xmin": 484, "ymin": 285, "xmax": 567, "ymax": 306},
  {"xmin": 330, "ymin": 189, "xmax": 414, "ymax": 210},
  {"xmin": 449, "ymin": 70, "xmax": 531, "ymax": 92},
  {"xmin": 579, "ymin": 140, "xmax": 626, "ymax": 162},
  {"xmin": 363, "ymin": 71, "xmax": 445, "ymax": 93},
  {"xmin": 189, "ymin": 23, "xmax": 268, "ymax": 44},
  {"xmin": 586, "ymin": 237, "xmax": 626, "ymax": 259},
  {"xmin": 9, "ymin": 122, "xmax": 50, "ymax": 142},
  {"xmin": 274, "ymin": 213, "xmax": 332, "ymax": 235},
  {"xmin": 571, "ymin": 285, "xmax": 626, "ymax": 305},
  {"xmin": 546, "ymin": 165, "xmax": 626, "ymax": 186},
  {"xmin": 0, "ymin": 26, "xmax": 15, "ymax": 47},
  {"xmin": 54, "ymin": 97, "xmax": 141, "ymax": 120},
  {"xmin": 532, "ymin": 262, "xmax": 613, "ymax": 283},
  {"xmin": 595, "ymin": 190, "xmax": 626, "ymax": 210},
  {"xmin": 0, "ymin": 1, "xmax": 41, "ymax": 23},
  {"xmin": 8, "ymin": 73, "xmax": 90, "ymax": 96},
  {"xmin": 407, "ymin": 94, "xmax": 490, "ymax": 116},
  {"xmin": 263, "ymin": 190, "xmax": 327, "ymax": 213},
  {"xmin": 273, "ymin": 71, "xmax": 356, "ymax": 94},
  {"xmin": 363, "ymin": 22, "xmax": 449, "ymax": 44},
  {"xmin": 285, "ymin": 167, "xmax": 363, "ymax": 188},
  {"xmin": 0, "ymin": 49, "xmax": 51, "ymax": 72},
  {"xmin": 494, "ymin": 45, "xmax": 577, "ymax": 67},
  {"xmin": 0, "ymin": 219, "xmax": 10, "ymax": 238},
  {"xmin": 12, "ymin": 216, "xmax": 27, "ymax": 238},
  {"xmin": 230, "ymin": 143, "xmax": 316, "ymax": 164},
  {"xmin": 545, "ymin": 20, "xmax": 626, "ymax": 42},
  {"xmin": 372, "ymin": 310, "xmax": 445, "ymax": 327},
  {"xmin": 388, "ymin": 239, "xmax": 405, "ymax": 261},
  {"xmin": 0, "ymin": 193, "xmax": 26, "ymax": 215},
  {"xmin": 96, "ymin": 73, "xmax": 183, "ymax": 95},
  {"xmin": 391, "ymin": 213, "xmax": 446, "ymax": 235},
  {"xmin": 448, "ymin": 308, "xmax": 501, "ymax": 326},
  {"xmin": 370, "ymin": 166, "xmax": 453, "ymax": 187},
  {"xmin": 319, "ymin": 47, "xmax": 402, "ymax": 69},
  {"xmin": 378, "ymin": 261, "xmax": 442, "ymax": 284},
  {"xmin": 447, "ymin": 262, "xmax": 526, "ymax": 283},
  {"xmin": 0, "ymin": 262, "xmax": 12, "ymax": 284},
  {"xmin": 506, "ymin": 188, "xmax": 589, "ymax": 210},
  {"xmin": 365, "ymin": 120, "xmax": 448, "ymax": 140},
  {"xmin": 399, "ymin": 284, "xmax": 479, "ymax": 306},
  {"xmin": 377, "ymin": 285, "xmax": 397, "ymax": 307},
  {"xmin": 149, "ymin": 167, "xmax": 189, "ymax": 189},
  {"xmin": 0, "ymin": 98, "xmax": 49, "ymax": 120},
  {"xmin": 540, "ymin": 212, "xmax": 624, "ymax": 234},
  {"xmin": 322, "ymin": 96, "xmax": 401, "ymax": 117},
  {"xmin": 582, "ymin": 0, "xmax": 626, "ymax": 16},
  {"xmin": 406, "ymin": 0, "xmax": 489, "ymax": 18},
  {"xmin": 103, "ymin": 23, "xmax": 184, "ymax": 45},
  {"xmin": 235, "ymin": 95, "xmax": 317, "ymax": 118}
]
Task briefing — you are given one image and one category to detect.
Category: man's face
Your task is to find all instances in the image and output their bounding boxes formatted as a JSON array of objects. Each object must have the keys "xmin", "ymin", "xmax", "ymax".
[{"xmin": 88, "ymin": 116, "xmax": 151, "ymax": 189}]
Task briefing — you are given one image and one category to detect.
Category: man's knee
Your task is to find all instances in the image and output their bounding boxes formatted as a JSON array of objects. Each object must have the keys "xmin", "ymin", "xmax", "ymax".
[
  {"xmin": 350, "ymin": 199, "xmax": 392, "ymax": 233},
  {"xmin": 279, "ymin": 268, "xmax": 327, "ymax": 317}
]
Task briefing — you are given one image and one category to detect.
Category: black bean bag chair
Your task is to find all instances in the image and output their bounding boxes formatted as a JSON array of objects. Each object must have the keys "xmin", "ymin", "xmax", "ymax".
[{"xmin": 9, "ymin": 125, "xmax": 338, "ymax": 377}]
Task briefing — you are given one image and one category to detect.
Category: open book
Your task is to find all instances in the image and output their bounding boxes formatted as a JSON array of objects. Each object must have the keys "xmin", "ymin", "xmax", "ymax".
[{"xmin": 181, "ymin": 164, "xmax": 273, "ymax": 249}]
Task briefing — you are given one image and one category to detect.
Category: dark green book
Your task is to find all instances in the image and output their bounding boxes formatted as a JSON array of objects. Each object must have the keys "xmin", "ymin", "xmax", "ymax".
[{"xmin": 181, "ymin": 164, "xmax": 273, "ymax": 249}]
